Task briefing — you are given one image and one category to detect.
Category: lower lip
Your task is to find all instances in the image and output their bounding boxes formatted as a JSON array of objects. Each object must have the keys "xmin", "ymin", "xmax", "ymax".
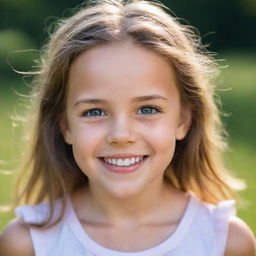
[{"xmin": 99, "ymin": 157, "xmax": 148, "ymax": 174}]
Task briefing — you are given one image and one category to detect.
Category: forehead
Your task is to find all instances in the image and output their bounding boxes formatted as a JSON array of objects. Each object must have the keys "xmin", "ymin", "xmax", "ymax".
[{"xmin": 67, "ymin": 41, "xmax": 179, "ymax": 100}]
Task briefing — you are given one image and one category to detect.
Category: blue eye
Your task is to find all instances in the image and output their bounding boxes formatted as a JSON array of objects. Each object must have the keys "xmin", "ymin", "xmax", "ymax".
[
  {"xmin": 83, "ymin": 108, "xmax": 105, "ymax": 117},
  {"xmin": 138, "ymin": 106, "xmax": 161, "ymax": 115}
]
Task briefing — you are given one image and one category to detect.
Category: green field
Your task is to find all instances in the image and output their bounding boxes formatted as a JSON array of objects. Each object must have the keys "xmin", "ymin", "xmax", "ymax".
[{"xmin": 0, "ymin": 51, "xmax": 255, "ymax": 234}]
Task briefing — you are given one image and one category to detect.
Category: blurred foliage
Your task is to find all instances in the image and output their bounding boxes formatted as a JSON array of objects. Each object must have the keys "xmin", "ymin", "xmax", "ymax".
[
  {"xmin": 217, "ymin": 51, "xmax": 256, "ymax": 149},
  {"xmin": 0, "ymin": 29, "xmax": 38, "ymax": 79},
  {"xmin": 161, "ymin": 0, "xmax": 256, "ymax": 50}
]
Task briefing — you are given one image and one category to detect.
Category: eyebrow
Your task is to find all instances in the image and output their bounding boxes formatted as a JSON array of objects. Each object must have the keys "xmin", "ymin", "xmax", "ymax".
[{"xmin": 74, "ymin": 95, "xmax": 169, "ymax": 106}]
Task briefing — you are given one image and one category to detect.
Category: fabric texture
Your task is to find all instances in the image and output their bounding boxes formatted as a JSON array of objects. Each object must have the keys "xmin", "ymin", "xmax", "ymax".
[{"xmin": 15, "ymin": 193, "xmax": 236, "ymax": 256}]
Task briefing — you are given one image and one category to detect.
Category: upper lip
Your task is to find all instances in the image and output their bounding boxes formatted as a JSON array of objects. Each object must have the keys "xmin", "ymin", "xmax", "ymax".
[{"xmin": 99, "ymin": 154, "xmax": 147, "ymax": 159}]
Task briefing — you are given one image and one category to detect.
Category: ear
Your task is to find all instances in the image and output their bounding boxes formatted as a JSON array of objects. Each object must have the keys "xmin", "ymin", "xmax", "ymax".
[
  {"xmin": 59, "ymin": 113, "xmax": 73, "ymax": 145},
  {"xmin": 175, "ymin": 105, "xmax": 192, "ymax": 141}
]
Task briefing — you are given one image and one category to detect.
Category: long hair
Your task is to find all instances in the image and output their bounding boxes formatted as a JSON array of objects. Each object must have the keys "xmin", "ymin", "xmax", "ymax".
[{"xmin": 16, "ymin": 0, "xmax": 243, "ymax": 227}]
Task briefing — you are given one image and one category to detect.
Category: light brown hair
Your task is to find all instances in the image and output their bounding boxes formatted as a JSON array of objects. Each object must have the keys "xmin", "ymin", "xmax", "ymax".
[{"xmin": 16, "ymin": 0, "xmax": 243, "ymax": 227}]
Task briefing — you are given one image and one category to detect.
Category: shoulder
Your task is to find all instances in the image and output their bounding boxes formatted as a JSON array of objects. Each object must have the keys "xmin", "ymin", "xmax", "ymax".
[
  {"xmin": 0, "ymin": 218, "xmax": 34, "ymax": 256},
  {"xmin": 225, "ymin": 216, "xmax": 256, "ymax": 256}
]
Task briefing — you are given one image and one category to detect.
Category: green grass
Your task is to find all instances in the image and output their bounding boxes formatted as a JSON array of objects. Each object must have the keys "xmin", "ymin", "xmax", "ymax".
[
  {"xmin": 0, "ymin": 80, "xmax": 23, "ymax": 229},
  {"xmin": 216, "ymin": 51, "xmax": 256, "ymax": 233},
  {"xmin": 0, "ymin": 51, "xmax": 255, "ymax": 235},
  {"xmin": 226, "ymin": 141, "xmax": 256, "ymax": 233}
]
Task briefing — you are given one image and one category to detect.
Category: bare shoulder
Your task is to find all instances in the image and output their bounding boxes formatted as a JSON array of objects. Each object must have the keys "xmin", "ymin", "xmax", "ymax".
[
  {"xmin": 0, "ymin": 218, "xmax": 34, "ymax": 256},
  {"xmin": 225, "ymin": 216, "xmax": 256, "ymax": 256}
]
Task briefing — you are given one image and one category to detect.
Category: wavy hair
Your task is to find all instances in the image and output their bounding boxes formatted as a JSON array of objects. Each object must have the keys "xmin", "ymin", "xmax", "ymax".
[{"xmin": 16, "ymin": 0, "xmax": 242, "ymax": 227}]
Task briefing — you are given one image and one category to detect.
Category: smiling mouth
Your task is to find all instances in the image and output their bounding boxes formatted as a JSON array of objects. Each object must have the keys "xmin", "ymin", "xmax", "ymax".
[{"xmin": 99, "ymin": 156, "xmax": 148, "ymax": 166}]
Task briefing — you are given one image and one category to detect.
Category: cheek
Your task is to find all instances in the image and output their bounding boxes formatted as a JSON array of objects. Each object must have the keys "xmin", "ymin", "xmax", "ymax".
[
  {"xmin": 70, "ymin": 121, "xmax": 105, "ymax": 145},
  {"xmin": 69, "ymin": 123, "xmax": 105, "ymax": 164},
  {"xmin": 145, "ymin": 120, "xmax": 177, "ymax": 155}
]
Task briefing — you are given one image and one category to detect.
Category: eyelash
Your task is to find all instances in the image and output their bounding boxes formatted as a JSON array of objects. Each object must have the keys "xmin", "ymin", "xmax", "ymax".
[
  {"xmin": 138, "ymin": 105, "xmax": 162, "ymax": 115},
  {"xmin": 81, "ymin": 105, "xmax": 162, "ymax": 118}
]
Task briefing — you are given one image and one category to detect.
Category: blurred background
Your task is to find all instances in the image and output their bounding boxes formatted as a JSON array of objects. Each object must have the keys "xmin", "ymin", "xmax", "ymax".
[{"xmin": 0, "ymin": 0, "xmax": 255, "ymax": 233}]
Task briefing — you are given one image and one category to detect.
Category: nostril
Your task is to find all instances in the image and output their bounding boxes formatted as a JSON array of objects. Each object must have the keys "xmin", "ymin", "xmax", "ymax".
[{"xmin": 105, "ymin": 131, "xmax": 137, "ymax": 145}]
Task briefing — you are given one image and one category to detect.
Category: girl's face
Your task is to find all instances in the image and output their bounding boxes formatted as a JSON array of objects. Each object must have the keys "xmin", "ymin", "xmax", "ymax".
[{"xmin": 61, "ymin": 41, "xmax": 191, "ymax": 199}]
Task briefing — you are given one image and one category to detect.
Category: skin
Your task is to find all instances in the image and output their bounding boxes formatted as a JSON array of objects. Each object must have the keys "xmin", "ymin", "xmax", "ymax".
[{"xmin": 0, "ymin": 41, "xmax": 255, "ymax": 255}]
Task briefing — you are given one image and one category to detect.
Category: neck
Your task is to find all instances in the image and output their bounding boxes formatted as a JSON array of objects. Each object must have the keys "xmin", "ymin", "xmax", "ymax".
[{"xmin": 76, "ymin": 178, "xmax": 182, "ymax": 226}]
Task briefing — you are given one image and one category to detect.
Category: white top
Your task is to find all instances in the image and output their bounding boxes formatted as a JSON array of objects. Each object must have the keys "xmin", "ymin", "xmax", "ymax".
[{"xmin": 15, "ymin": 194, "xmax": 236, "ymax": 256}]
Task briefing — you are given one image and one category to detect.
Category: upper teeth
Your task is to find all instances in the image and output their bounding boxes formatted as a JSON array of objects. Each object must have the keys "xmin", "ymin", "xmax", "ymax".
[{"xmin": 103, "ymin": 156, "xmax": 144, "ymax": 166}]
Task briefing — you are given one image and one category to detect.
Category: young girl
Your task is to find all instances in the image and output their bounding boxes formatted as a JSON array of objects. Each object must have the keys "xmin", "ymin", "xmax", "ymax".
[{"xmin": 0, "ymin": 0, "xmax": 255, "ymax": 255}]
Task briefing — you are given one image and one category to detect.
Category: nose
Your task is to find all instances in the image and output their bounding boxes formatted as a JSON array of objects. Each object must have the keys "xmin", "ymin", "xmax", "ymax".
[{"xmin": 106, "ymin": 115, "xmax": 136, "ymax": 145}]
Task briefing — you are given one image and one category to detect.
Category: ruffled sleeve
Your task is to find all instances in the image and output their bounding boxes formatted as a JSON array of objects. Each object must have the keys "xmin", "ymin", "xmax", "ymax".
[
  {"xmin": 15, "ymin": 201, "xmax": 66, "ymax": 256},
  {"xmin": 15, "ymin": 203, "xmax": 51, "ymax": 225},
  {"xmin": 213, "ymin": 200, "xmax": 236, "ymax": 256}
]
